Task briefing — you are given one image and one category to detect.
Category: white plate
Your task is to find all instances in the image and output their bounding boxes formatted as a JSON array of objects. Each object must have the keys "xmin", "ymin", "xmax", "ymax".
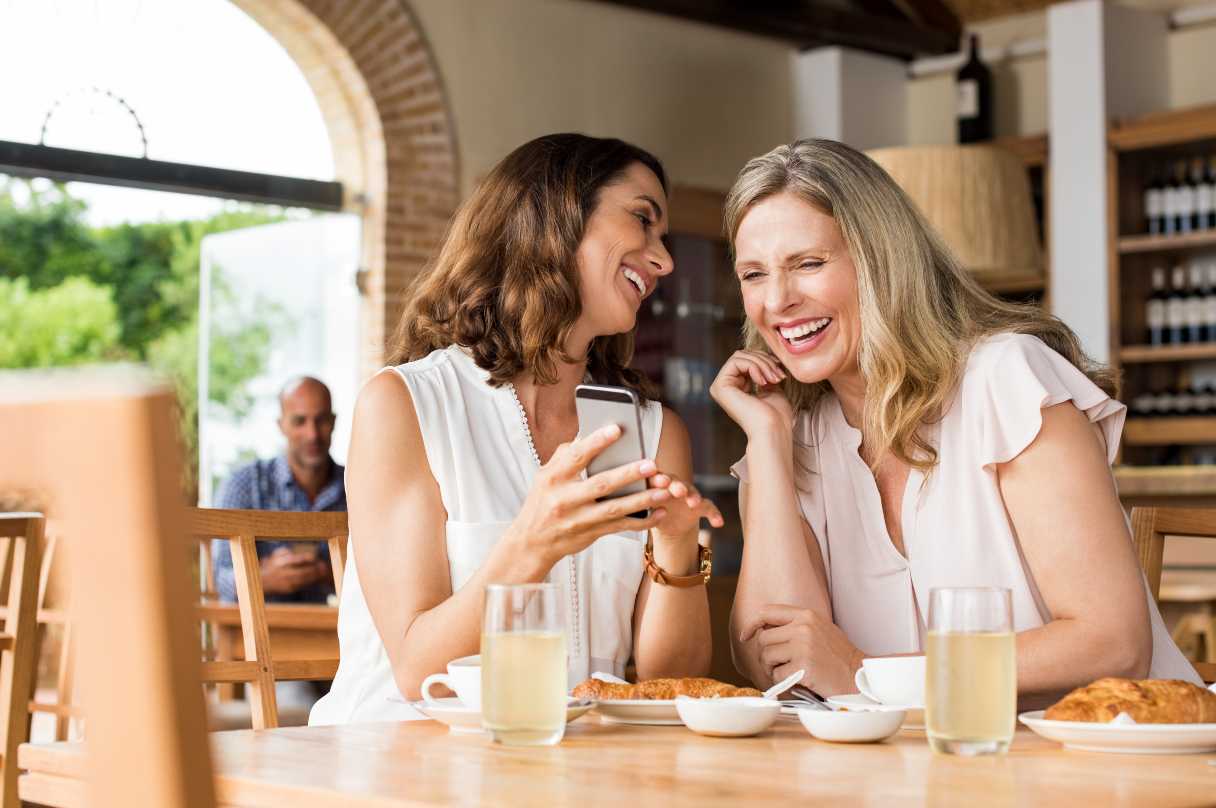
[
  {"xmin": 415, "ymin": 697, "xmax": 595, "ymax": 734},
  {"xmin": 593, "ymin": 699, "xmax": 682, "ymax": 725},
  {"xmin": 824, "ymin": 694, "xmax": 925, "ymax": 729},
  {"xmin": 1019, "ymin": 710, "xmax": 1216, "ymax": 754}
]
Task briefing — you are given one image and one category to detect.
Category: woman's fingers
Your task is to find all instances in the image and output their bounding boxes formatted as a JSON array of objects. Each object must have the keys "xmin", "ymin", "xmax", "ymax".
[
  {"xmin": 740, "ymin": 603, "xmax": 807, "ymax": 643},
  {"xmin": 578, "ymin": 486, "xmax": 671, "ymax": 526},
  {"xmin": 577, "ymin": 458, "xmax": 658, "ymax": 503},
  {"xmin": 758, "ymin": 640, "xmax": 794, "ymax": 670},
  {"xmin": 549, "ymin": 424, "xmax": 622, "ymax": 478}
]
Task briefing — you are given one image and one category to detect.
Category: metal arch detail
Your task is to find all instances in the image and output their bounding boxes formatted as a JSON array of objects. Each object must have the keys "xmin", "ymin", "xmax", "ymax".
[{"xmin": 39, "ymin": 86, "xmax": 150, "ymax": 159}]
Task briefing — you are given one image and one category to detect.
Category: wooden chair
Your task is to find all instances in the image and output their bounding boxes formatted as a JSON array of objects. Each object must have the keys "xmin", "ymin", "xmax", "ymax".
[
  {"xmin": 2, "ymin": 369, "xmax": 217, "ymax": 807},
  {"xmin": 190, "ymin": 507, "xmax": 347, "ymax": 729},
  {"xmin": 1130, "ymin": 506, "xmax": 1216, "ymax": 683},
  {"xmin": 0, "ymin": 514, "xmax": 44, "ymax": 807}
]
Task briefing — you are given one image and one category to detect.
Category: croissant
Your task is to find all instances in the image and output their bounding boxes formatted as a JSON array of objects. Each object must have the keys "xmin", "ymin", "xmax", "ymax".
[
  {"xmin": 572, "ymin": 676, "xmax": 762, "ymax": 700},
  {"xmin": 1044, "ymin": 677, "xmax": 1216, "ymax": 724}
]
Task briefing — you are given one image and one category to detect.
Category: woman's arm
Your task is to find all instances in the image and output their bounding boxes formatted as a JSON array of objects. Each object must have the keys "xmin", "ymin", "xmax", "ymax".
[
  {"xmin": 348, "ymin": 372, "xmax": 551, "ymax": 699},
  {"xmin": 730, "ymin": 430, "xmax": 834, "ymax": 689},
  {"xmin": 631, "ymin": 409, "xmax": 716, "ymax": 679},
  {"xmin": 999, "ymin": 401, "xmax": 1152, "ymax": 695}
]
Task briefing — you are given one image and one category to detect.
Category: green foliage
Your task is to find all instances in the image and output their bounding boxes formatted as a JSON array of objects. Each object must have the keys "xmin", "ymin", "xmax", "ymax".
[
  {"xmin": 0, "ymin": 177, "xmax": 289, "ymax": 498},
  {"xmin": 0, "ymin": 276, "xmax": 124, "ymax": 367}
]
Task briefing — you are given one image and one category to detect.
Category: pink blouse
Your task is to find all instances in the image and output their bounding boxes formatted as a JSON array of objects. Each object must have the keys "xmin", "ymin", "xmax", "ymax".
[{"xmin": 733, "ymin": 333, "xmax": 1197, "ymax": 682}]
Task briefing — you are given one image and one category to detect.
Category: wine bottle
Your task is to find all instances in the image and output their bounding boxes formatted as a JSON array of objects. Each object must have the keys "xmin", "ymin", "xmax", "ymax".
[
  {"xmin": 1146, "ymin": 266, "xmax": 1167, "ymax": 346},
  {"xmin": 1176, "ymin": 161, "xmax": 1195, "ymax": 235},
  {"xmin": 955, "ymin": 34, "xmax": 992, "ymax": 144},
  {"xmin": 1207, "ymin": 155, "xmax": 1216, "ymax": 230},
  {"xmin": 1167, "ymin": 265, "xmax": 1188, "ymax": 344},
  {"xmin": 1207, "ymin": 263, "xmax": 1216, "ymax": 343},
  {"xmin": 1145, "ymin": 165, "xmax": 1163, "ymax": 235},
  {"xmin": 1163, "ymin": 162, "xmax": 1178, "ymax": 236},
  {"xmin": 1188, "ymin": 263, "xmax": 1206, "ymax": 344},
  {"xmin": 1194, "ymin": 157, "xmax": 1212, "ymax": 232}
]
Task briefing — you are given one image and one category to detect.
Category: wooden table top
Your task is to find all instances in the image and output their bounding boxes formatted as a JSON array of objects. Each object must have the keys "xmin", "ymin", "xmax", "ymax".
[{"xmin": 19, "ymin": 715, "xmax": 1216, "ymax": 807}]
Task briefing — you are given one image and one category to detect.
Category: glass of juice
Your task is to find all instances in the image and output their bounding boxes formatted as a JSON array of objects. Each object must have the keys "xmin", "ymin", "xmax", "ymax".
[
  {"xmin": 925, "ymin": 587, "xmax": 1016, "ymax": 756},
  {"xmin": 481, "ymin": 583, "xmax": 567, "ymax": 746}
]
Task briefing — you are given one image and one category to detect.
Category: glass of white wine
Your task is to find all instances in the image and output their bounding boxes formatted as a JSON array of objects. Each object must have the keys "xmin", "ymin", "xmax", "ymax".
[
  {"xmin": 481, "ymin": 583, "xmax": 567, "ymax": 746},
  {"xmin": 926, "ymin": 587, "xmax": 1016, "ymax": 756}
]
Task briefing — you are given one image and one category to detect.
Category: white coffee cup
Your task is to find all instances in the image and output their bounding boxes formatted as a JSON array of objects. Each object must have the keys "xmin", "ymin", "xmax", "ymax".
[
  {"xmin": 420, "ymin": 654, "xmax": 481, "ymax": 710},
  {"xmin": 853, "ymin": 656, "xmax": 926, "ymax": 707}
]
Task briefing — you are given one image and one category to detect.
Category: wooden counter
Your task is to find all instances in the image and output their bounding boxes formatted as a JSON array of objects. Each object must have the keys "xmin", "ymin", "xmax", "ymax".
[{"xmin": 19, "ymin": 716, "xmax": 1216, "ymax": 807}]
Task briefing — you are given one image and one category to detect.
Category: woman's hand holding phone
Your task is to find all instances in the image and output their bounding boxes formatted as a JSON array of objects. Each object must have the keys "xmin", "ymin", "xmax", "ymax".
[
  {"xmin": 710, "ymin": 350, "xmax": 794, "ymax": 440},
  {"xmin": 504, "ymin": 425, "xmax": 673, "ymax": 569}
]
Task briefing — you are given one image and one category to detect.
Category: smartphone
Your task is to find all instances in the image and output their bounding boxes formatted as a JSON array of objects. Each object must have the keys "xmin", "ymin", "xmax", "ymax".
[{"xmin": 575, "ymin": 383, "xmax": 648, "ymax": 517}]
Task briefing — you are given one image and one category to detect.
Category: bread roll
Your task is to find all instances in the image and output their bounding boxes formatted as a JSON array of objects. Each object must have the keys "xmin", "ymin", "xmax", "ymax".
[{"xmin": 1044, "ymin": 677, "xmax": 1216, "ymax": 723}]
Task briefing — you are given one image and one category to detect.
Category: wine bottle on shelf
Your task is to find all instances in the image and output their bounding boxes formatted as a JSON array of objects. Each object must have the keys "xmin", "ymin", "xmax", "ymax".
[
  {"xmin": 1175, "ymin": 379, "xmax": 1196, "ymax": 417},
  {"xmin": 1146, "ymin": 266, "xmax": 1167, "ymax": 346},
  {"xmin": 1175, "ymin": 161, "xmax": 1195, "ymax": 235},
  {"xmin": 1188, "ymin": 263, "xmax": 1206, "ymax": 344},
  {"xmin": 1195, "ymin": 157, "xmax": 1213, "ymax": 232},
  {"xmin": 1158, "ymin": 386, "xmax": 1178, "ymax": 418},
  {"xmin": 1167, "ymin": 264, "xmax": 1188, "ymax": 344},
  {"xmin": 1163, "ymin": 162, "xmax": 1178, "ymax": 236},
  {"xmin": 1130, "ymin": 390, "xmax": 1155, "ymax": 419},
  {"xmin": 1206, "ymin": 263, "xmax": 1216, "ymax": 342},
  {"xmin": 1208, "ymin": 155, "xmax": 1216, "ymax": 230},
  {"xmin": 1198, "ymin": 382, "xmax": 1216, "ymax": 417},
  {"xmin": 955, "ymin": 34, "xmax": 992, "ymax": 144},
  {"xmin": 1144, "ymin": 165, "xmax": 1164, "ymax": 235}
]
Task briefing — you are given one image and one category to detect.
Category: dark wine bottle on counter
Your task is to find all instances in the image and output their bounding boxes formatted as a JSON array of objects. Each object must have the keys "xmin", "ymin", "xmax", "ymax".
[
  {"xmin": 1167, "ymin": 265, "xmax": 1188, "ymax": 344},
  {"xmin": 1144, "ymin": 166, "xmax": 1163, "ymax": 235},
  {"xmin": 956, "ymin": 34, "xmax": 992, "ymax": 143},
  {"xmin": 1146, "ymin": 266, "xmax": 1167, "ymax": 346}
]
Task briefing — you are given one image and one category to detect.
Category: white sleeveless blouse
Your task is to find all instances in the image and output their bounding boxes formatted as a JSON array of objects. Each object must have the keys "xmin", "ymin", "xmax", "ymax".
[{"xmin": 310, "ymin": 345, "xmax": 663, "ymax": 724}]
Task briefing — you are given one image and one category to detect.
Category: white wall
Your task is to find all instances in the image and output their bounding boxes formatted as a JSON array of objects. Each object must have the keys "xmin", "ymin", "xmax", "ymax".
[{"xmin": 408, "ymin": 0, "xmax": 794, "ymax": 196}]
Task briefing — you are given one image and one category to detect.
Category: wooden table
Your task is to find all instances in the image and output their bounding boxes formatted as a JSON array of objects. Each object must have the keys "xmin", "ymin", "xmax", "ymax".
[{"xmin": 17, "ymin": 716, "xmax": 1216, "ymax": 806}]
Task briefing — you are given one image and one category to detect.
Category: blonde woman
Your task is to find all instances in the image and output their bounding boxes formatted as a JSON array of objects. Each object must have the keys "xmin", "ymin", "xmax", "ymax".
[{"xmin": 711, "ymin": 139, "xmax": 1198, "ymax": 705}]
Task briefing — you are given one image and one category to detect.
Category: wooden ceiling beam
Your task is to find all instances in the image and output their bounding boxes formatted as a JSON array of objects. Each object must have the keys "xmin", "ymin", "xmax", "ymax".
[
  {"xmin": 590, "ymin": 0, "xmax": 958, "ymax": 59},
  {"xmin": 892, "ymin": 0, "xmax": 962, "ymax": 39}
]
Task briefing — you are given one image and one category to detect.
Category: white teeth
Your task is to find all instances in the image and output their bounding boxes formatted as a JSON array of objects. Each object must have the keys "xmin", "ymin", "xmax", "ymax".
[
  {"xmin": 778, "ymin": 318, "xmax": 830, "ymax": 341},
  {"xmin": 622, "ymin": 267, "xmax": 645, "ymax": 296}
]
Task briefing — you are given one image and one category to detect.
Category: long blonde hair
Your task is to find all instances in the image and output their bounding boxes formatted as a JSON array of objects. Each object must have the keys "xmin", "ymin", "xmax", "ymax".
[{"xmin": 724, "ymin": 139, "xmax": 1115, "ymax": 471}]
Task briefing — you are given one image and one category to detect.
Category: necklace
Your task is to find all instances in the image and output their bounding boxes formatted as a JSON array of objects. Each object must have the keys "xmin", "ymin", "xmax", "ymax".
[{"xmin": 506, "ymin": 382, "xmax": 581, "ymax": 660}]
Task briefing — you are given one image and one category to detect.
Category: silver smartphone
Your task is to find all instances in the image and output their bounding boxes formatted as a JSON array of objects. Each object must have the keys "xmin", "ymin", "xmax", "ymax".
[{"xmin": 575, "ymin": 383, "xmax": 648, "ymax": 516}]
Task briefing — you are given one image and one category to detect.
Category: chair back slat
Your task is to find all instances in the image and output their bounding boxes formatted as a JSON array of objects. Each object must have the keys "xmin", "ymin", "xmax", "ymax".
[
  {"xmin": 1130, "ymin": 506, "xmax": 1216, "ymax": 684},
  {"xmin": 1, "ymin": 372, "xmax": 217, "ymax": 808},
  {"xmin": 187, "ymin": 507, "xmax": 346, "ymax": 729},
  {"xmin": 0, "ymin": 515, "xmax": 43, "ymax": 808}
]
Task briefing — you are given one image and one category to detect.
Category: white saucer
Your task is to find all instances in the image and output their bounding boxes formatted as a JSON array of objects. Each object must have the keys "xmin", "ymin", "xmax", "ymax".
[
  {"xmin": 593, "ymin": 699, "xmax": 682, "ymax": 725},
  {"xmin": 1019, "ymin": 710, "xmax": 1216, "ymax": 754},
  {"xmin": 824, "ymin": 694, "xmax": 925, "ymax": 729},
  {"xmin": 415, "ymin": 697, "xmax": 595, "ymax": 734}
]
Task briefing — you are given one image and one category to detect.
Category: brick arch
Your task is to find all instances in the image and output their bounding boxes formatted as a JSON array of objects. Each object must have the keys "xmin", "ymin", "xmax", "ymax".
[{"xmin": 230, "ymin": 0, "xmax": 459, "ymax": 373}]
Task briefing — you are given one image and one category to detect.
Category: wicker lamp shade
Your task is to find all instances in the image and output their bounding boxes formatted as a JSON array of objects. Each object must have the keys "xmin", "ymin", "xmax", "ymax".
[{"xmin": 865, "ymin": 145, "xmax": 1043, "ymax": 282}]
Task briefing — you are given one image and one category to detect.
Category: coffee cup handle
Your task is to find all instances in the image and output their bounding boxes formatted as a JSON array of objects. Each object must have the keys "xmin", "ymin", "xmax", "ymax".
[
  {"xmin": 854, "ymin": 668, "xmax": 880, "ymax": 703},
  {"xmin": 420, "ymin": 672, "xmax": 452, "ymax": 705}
]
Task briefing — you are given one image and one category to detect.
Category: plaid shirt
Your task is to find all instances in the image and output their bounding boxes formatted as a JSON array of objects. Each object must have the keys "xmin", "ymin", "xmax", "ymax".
[{"xmin": 211, "ymin": 455, "xmax": 346, "ymax": 603}]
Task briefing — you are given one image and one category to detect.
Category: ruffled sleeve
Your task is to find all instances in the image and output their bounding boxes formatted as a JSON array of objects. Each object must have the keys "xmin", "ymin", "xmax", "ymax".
[{"xmin": 962, "ymin": 333, "xmax": 1125, "ymax": 471}]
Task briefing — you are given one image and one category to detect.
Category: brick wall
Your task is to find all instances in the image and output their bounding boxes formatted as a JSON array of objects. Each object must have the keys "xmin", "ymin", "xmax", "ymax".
[{"xmin": 231, "ymin": 0, "xmax": 459, "ymax": 376}]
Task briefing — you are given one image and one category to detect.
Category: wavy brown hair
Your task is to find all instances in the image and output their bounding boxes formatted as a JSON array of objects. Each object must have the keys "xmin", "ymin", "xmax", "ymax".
[
  {"xmin": 389, "ymin": 133, "xmax": 665, "ymax": 400},
  {"xmin": 725, "ymin": 139, "xmax": 1117, "ymax": 472}
]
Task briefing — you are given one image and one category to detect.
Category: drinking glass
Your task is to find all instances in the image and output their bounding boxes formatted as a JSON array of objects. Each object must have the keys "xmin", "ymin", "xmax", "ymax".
[
  {"xmin": 925, "ymin": 587, "xmax": 1016, "ymax": 756},
  {"xmin": 481, "ymin": 583, "xmax": 567, "ymax": 746}
]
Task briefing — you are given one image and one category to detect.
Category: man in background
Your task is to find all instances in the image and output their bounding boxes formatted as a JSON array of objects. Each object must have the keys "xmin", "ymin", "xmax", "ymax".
[{"xmin": 212, "ymin": 376, "xmax": 345, "ymax": 604}]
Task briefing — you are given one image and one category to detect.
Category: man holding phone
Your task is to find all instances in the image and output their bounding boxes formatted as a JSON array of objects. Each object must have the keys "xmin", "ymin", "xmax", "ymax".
[{"xmin": 212, "ymin": 376, "xmax": 345, "ymax": 604}]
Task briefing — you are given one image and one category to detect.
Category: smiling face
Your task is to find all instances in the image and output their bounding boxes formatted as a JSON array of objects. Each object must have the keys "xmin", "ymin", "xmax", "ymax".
[
  {"xmin": 572, "ymin": 161, "xmax": 674, "ymax": 345},
  {"xmin": 734, "ymin": 192, "xmax": 862, "ymax": 390}
]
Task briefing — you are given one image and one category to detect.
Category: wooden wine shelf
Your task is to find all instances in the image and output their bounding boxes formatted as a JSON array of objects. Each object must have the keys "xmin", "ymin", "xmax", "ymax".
[
  {"xmin": 1118, "ymin": 230, "xmax": 1216, "ymax": 255},
  {"xmin": 1124, "ymin": 417, "xmax": 1216, "ymax": 446},
  {"xmin": 1120, "ymin": 344, "xmax": 1216, "ymax": 363},
  {"xmin": 1115, "ymin": 465, "xmax": 1216, "ymax": 499}
]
